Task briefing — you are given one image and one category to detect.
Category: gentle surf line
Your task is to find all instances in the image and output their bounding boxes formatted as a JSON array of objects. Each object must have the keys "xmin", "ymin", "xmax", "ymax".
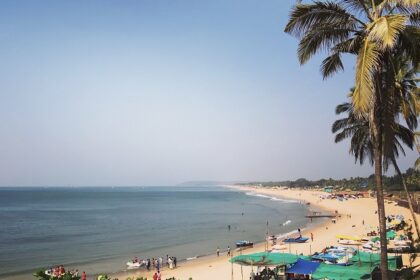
[{"xmin": 245, "ymin": 191, "xmax": 299, "ymax": 203}]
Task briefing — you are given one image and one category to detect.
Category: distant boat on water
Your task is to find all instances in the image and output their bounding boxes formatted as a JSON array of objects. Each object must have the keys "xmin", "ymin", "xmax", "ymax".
[{"xmin": 282, "ymin": 220, "xmax": 291, "ymax": 226}]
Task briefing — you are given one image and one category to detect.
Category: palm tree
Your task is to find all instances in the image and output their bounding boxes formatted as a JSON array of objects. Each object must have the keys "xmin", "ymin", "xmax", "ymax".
[
  {"xmin": 416, "ymin": 132, "xmax": 420, "ymax": 170},
  {"xmin": 285, "ymin": 2, "xmax": 420, "ymax": 277},
  {"xmin": 332, "ymin": 98, "xmax": 420, "ymax": 241}
]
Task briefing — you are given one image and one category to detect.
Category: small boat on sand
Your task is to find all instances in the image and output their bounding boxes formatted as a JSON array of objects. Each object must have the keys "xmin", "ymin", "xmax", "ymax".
[
  {"xmin": 337, "ymin": 239, "xmax": 362, "ymax": 245},
  {"xmin": 236, "ymin": 240, "xmax": 253, "ymax": 248},
  {"xmin": 283, "ymin": 236, "xmax": 309, "ymax": 243},
  {"xmin": 126, "ymin": 260, "xmax": 145, "ymax": 269}
]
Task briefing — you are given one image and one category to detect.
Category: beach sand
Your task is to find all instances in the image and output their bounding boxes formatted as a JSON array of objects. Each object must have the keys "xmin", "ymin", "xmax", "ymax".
[{"xmin": 111, "ymin": 186, "xmax": 420, "ymax": 280}]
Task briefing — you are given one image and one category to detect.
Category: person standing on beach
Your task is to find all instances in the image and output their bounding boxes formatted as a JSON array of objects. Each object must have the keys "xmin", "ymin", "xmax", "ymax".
[
  {"xmin": 153, "ymin": 272, "xmax": 158, "ymax": 280},
  {"xmin": 217, "ymin": 247, "xmax": 220, "ymax": 257},
  {"xmin": 81, "ymin": 271, "xmax": 86, "ymax": 280},
  {"xmin": 310, "ymin": 232, "xmax": 314, "ymax": 242},
  {"xmin": 168, "ymin": 257, "xmax": 173, "ymax": 269},
  {"xmin": 174, "ymin": 257, "xmax": 177, "ymax": 268},
  {"xmin": 227, "ymin": 246, "xmax": 231, "ymax": 256},
  {"xmin": 157, "ymin": 270, "xmax": 162, "ymax": 280},
  {"xmin": 298, "ymin": 228, "xmax": 301, "ymax": 237}
]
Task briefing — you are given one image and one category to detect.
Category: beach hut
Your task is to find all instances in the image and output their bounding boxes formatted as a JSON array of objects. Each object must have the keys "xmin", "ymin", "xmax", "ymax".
[
  {"xmin": 230, "ymin": 252, "xmax": 302, "ymax": 280},
  {"xmin": 285, "ymin": 259, "xmax": 320, "ymax": 279},
  {"xmin": 324, "ymin": 186, "xmax": 333, "ymax": 193}
]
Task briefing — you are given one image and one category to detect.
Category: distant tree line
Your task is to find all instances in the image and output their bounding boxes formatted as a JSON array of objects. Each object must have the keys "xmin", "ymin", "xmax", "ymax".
[{"xmin": 238, "ymin": 168, "xmax": 420, "ymax": 191}]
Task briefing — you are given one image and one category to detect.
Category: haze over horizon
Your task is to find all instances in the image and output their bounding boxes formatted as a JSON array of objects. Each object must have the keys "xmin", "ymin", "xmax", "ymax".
[{"xmin": 0, "ymin": 0, "xmax": 417, "ymax": 186}]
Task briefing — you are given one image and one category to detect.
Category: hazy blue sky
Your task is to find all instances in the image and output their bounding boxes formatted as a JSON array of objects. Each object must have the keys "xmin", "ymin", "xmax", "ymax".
[{"xmin": 0, "ymin": 0, "xmax": 417, "ymax": 186}]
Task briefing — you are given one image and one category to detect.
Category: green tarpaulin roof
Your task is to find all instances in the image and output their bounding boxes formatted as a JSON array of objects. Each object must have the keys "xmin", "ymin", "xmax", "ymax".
[
  {"xmin": 350, "ymin": 251, "xmax": 401, "ymax": 270},
  {"xmin": 370, "ymin": 231, "xmax": 396, "ymax": 242},
  {"xmin": 312, "ymin": 263, "xmax": 375, "ymax": 280},
  {"xmin": 387, "ymin": 230, "xmax": 396, "ymax": 240},
  {"xmin": 230, "ymin": 252, "xmax": 303, "ymax": 266}
]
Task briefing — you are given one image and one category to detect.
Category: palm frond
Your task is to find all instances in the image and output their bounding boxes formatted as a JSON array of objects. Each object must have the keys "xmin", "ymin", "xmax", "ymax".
[
  {"xmin": 395, "ymin": 124, "xmax": 415, "ymax": 149},
  {"xmin": 409, "ymin": 10, "xmax": 420, "ymax": 26},
  {"xmin": 368, "ymin": 15, "xmax": 407, "ymax": 49},
  {"xmin": 398, "ymin": 26, "xmax": 420, "ymax": 66},
  {"xmin": 335, "ymin": 102, "xmax": 352, "ymax": 114},
  {"xmin": 335, "ymin": 126, "xmax": 363, "ymax": 142},
  {"xmin": 321, "ymin": 52, "xmax": 344, "ymax": 78},
  {"xmin": 338, "ymin": 0, "xmax": 372, "ymax": 19},
  {"xmin": 353, "ymin": 39, "xmax": 381, "ymax": 113},
  {"xmin": 383, "ymin": 0, "xmax": 420, "ymax": 8},
  {"xmin": 298, "ymin": 26, "xmax": 351, "ymax": 64},
  {"xmin": 284, "ymin": 1, "xmax": 359, "ymax": 37},
  {"xmin": 333, "ymin": 36, "xmax": 364, "ymax": 54}
]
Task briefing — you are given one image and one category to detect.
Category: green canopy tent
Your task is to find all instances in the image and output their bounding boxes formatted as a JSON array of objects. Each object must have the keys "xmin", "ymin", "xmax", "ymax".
[
  {"xmin": 386, "ymin": 230, "xmax": 397, "ymax": 240},
  {"xmin": 370, "ymin": 230, "xmax": 397, "ymax": 242},
  {"xmin": 350, "ymin": 251, "xmax": 402, "ymax": 270},
  {"xmin": 230, "ymin": 252, "xmax": 302, "ymax": 266},
  {"xmin": 312, "ymin": 262, "xmax": 375, "ymax": 280}
]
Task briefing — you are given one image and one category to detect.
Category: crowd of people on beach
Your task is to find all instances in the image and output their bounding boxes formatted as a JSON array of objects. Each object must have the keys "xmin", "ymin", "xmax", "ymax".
[
  {"xmin": 250, "ymin": 266, "xmax": 282, "ymax": 280},
  {"xmin": 130, "ymin": 255, "xmax": 178, "ymax": 270},
  {"xmin": 44, "ymin": 265, "xmax": 86, "ymax": 280}
]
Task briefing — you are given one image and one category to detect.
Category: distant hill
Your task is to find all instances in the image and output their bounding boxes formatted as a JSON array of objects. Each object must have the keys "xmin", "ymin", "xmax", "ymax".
[{"xmin": 237, "ymin": 168, "xmax": 420, "ymax": 191}]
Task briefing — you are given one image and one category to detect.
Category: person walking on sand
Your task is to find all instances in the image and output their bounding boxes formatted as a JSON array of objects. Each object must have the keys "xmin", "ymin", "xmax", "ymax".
[
  {"xmin": 298, "ymin": 228, "xmax": 301, "ymax": 238},
  {"xmin": 157, "ymin": 270, "xmax": 162, "ymax": 280},
  {"xmin": 81, "ymin": 271, "xmax": 86, "ymax": 280},
  {"xmin": 168, "ymin": 257, "xmax": 173, "ymax": 269},
  {"xmin": 217, "ymin": 247, "xmax": 220, "ymax": 257},
  {"xmin": 153, "ymin": 272, "xmax": 158, "ymax": 280},
  {"xmin": 310, "ymin": 232, "xmax": 314, "ymax": 242},
  {"xmin": 227, "ymin": 246, "xmax": 231, "ymax": 257}
]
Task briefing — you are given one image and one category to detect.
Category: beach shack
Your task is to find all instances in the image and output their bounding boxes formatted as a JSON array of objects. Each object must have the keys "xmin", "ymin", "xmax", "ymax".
[
  {"xmin": 323, "ymin": 186, "xmax": 333, "ymax": 193},
  {"xmin": 286, "ymin": 259, "xmax": 320, "ymax": 280},
  {"xmin": 230, "ymin": 252, "xmax": 300, "ymax": 280}
]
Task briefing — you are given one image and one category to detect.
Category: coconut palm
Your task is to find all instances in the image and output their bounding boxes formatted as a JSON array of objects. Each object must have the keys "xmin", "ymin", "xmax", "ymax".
[
  {"xmin": 416, "ymin": 132, "xmax": 420, "ymax": 170},
  {"xmin": 285, "ymin": 1, "xmax": 420, "ymax": 277},
  {"xmin": 332, "ymin": 98, "xmax": 420, "ymax": 240}
]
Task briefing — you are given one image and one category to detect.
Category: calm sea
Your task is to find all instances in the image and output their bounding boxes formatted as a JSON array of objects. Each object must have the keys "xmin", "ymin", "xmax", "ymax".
[{"xmin": 0, "ymin": 186, "xmax": 311, "ymax": 279}]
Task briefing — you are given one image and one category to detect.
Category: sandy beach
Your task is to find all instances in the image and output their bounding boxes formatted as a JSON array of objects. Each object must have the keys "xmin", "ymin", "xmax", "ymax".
[{"xmin": 111, "ymin": 186, "xmax": 420, "ymax": 280}]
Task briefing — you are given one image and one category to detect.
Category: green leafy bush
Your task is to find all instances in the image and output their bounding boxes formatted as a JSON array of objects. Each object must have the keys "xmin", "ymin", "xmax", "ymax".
[{"xmin": 33, "ymin": 269, "xmax": 80, "ymax": 280}]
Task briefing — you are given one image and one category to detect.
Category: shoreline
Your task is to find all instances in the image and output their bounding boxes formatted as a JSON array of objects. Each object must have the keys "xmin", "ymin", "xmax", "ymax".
[
  {"xmin": 6, "ymin": 185, "xmax": 418, "ymax": 280},
  {"xmin": 110, "ymin": 185, "xmax": 333, "ymax": 280},
  {"xmin": 2, "ymin": 185, "xmax": 314, "ymax": 280},
  {"xmin": 111, "ymin": 185, "xmax": 420, "ymax": 280}
]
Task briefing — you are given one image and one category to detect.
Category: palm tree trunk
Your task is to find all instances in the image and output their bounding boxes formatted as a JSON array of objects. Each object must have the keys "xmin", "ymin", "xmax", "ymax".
[
  {"xmin": 392, "ymin": 158, "xmax": 420, "ymax": 241},
  {"xmin": 370, "ymin": 110, "xmax": 389, "ymax": 280}
]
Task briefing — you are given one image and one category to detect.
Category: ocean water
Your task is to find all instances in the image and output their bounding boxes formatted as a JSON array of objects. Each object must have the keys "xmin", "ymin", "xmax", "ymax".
[{"xmin": 0, "ymin": 186, "xmax": 311, "ymax": 279}]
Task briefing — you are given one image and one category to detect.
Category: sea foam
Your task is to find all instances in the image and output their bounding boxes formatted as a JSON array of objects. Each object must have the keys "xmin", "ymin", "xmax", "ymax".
[{"xmin": 245, "ymin": 192, "xmax": 298, "ymax": 203}]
